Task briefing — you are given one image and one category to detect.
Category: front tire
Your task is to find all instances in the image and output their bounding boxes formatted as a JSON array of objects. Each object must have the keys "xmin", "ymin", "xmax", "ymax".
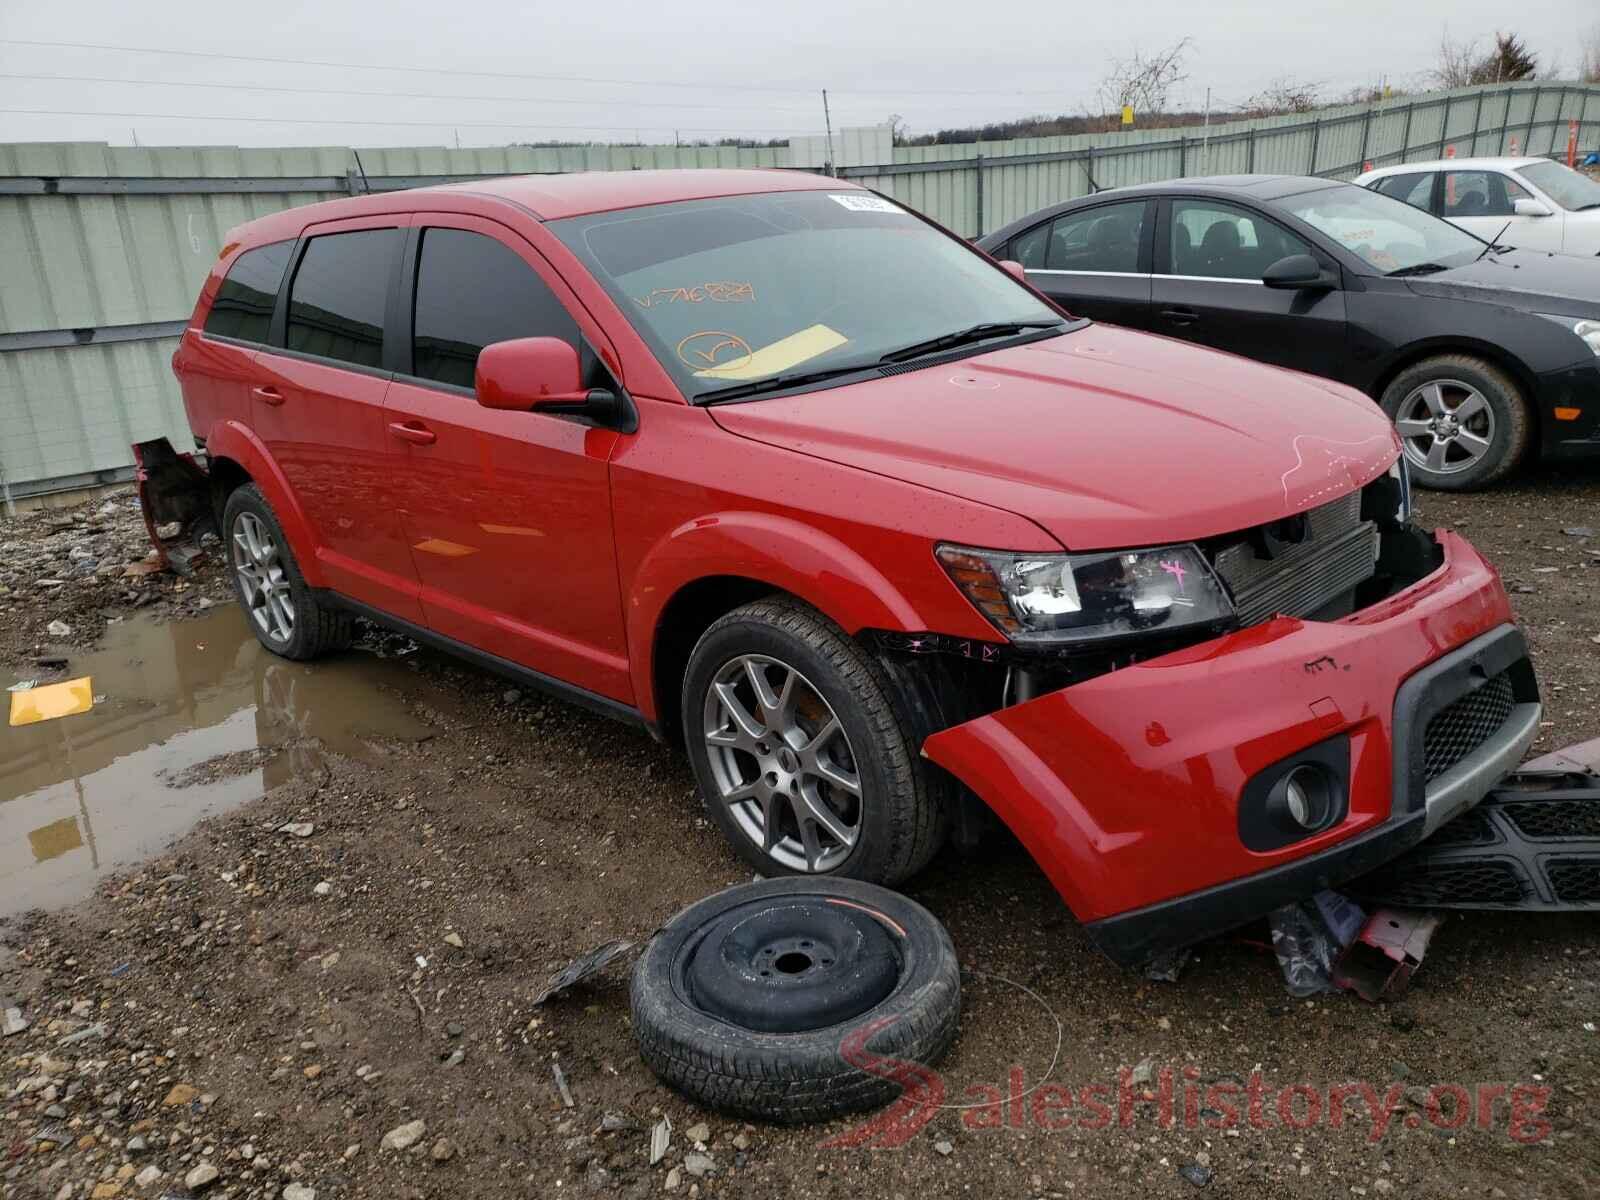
[
  {"xmin": 1379, "ymin": 354, "xmax": 1531, "ymax": 491},
  {"xmin": 681, "ymin": 597, "xmax": 948, "ymax": 886},
  {"xmin": 222, "ymin": 483, "xmax": 352, "ymax": 660}
]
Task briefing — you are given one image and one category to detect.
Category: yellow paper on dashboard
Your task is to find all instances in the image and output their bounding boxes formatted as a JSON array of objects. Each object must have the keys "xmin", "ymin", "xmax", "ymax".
[{"xmin": 691, "ymin": 325, "xmax": 849, "ymax": 382}]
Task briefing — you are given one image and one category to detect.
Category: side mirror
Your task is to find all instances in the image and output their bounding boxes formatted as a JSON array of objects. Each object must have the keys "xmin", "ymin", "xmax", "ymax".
[
  {"xmin": 1512, "ymin": 197, "xmax": 1551, "ymax": 218},
  {"xmin": 1262, "ymin": 253, "xmax": 1335, "ymax": 291},
  {"xmin": 476, "ymin": 337, "xmax": 583, "ymax": 410},
  {"xmin": 475, "ymin": 336, "xmax": 625, "ymax": 426},
  {"xmin": 999, "ymin": 259, "xmax": 1028, "ymax": 282}
]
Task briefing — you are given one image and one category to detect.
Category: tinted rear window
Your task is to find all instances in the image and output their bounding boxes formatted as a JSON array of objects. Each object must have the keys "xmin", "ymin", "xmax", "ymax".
[
  {"xmin": 411, "ymin": 228, "xmax": 579, "ymax": 389},
  {"xmin": 203, "ymin": 241, "xmax": 292, "ymax": 343},
  {"xmin": 285, "ymin": 228, "xmax": 401, "ymax": 369}
]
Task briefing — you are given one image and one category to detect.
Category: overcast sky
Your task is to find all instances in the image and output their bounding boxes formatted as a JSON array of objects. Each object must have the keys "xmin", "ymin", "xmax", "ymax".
[{"xmin": 0, "ymin": 0, "xmax": 1590, "ymax": 149}]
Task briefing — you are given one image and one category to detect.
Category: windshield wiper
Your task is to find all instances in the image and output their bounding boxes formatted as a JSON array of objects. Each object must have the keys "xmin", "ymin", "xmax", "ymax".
[
  {"xmin": 1386, "ymin": 262, "xmax": 1450, "ymax": 277},
  {"xmin": 694, "ymin": 362, "xmax": 879, "ymax": 405},
  {"xmin": 877, "ymin": 320, "xmax": 1065, "ymax": 365}
]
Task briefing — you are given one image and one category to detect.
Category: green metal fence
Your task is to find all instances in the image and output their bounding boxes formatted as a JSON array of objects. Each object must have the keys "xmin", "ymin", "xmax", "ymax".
[{"xmin": 1, "ymin": 81, "xmax": 1596, "ymax": 500}]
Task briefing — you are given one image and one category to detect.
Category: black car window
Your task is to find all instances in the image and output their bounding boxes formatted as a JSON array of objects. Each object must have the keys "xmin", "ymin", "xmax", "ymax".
[
  {"xmin": 1168, "ymin": 200, "xmax": 1311, "ymax": 280},
  {"xmin": 1009, "ymin": 222, "xmax": 1050, "ymax": 269},
  {"xmin": 411, "ymin": 228, "xmax": 580, "ymax": 389},
  {"xmin": 203, "ymin": 240, "xmax": 293, "ymax": 343},
  {"xmin": 1442, "ymin": 171, "xmax": 1524, "ymax": 218},
  {"xmin": 1044, "ymin": 201, "xmax": 1145, "ymax": 272},
  {"xmin": 1372, "ymin": 172, "xmax": 1434, "ymax": 212},
  {"xmin": 285, "ymin": 228, "xmax": 402, "ymax": 369}
]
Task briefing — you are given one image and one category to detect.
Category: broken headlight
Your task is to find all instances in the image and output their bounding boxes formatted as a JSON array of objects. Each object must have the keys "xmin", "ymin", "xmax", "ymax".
[{"xmin": 936, "ymin": 542, "xmax": 1234, "ymax": 646}]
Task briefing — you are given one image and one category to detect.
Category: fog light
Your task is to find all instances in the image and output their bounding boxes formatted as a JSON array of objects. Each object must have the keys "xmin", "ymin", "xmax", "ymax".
[{"xmin": 1280, "ymin": 764, "xmax": 1333, "ymax": 830}]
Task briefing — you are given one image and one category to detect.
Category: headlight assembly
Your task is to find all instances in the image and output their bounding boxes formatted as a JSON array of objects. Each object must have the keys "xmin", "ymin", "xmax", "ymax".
[
  {"xmin": 1536, "ymin": 313, "xmax": 1600, "ymax": 357},
  {"xmin": 936, "ymin": 542, "xmax": 1235, "ymax": 646}
]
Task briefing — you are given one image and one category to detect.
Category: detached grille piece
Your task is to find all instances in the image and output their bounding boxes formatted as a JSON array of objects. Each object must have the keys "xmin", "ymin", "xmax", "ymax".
[
  {"xmin": 1358, "ymin": 860, "xmax": 1529, "ymax": 906},
  {"xmin": 1421, "ymin": 673, "xmax": 1515, "ymax": 783},
  {"xmin": 1350, "ymin": 772, "xmax": 1600, "ymax": 912},
  {"xmin": 1211, "ymin": 492, "xmax": 1378, "ymax": 626}
]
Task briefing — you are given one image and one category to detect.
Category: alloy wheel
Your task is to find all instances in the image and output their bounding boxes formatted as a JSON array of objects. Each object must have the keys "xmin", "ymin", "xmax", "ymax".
[
  {"xmin": 231, "ymin": 511, "xmax": 295, "ymax": 644},
  {"xmin": 701, "ymin": 654, "xmax": 862, "ymax": 873},
  {"xmin": 1393, "ymin": 379, "xmax": 1497, "ymax": 476}
]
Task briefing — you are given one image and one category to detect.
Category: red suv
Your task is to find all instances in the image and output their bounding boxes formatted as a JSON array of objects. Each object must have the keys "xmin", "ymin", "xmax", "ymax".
[{"xmin": 137, "ymin": 169, "xmax": 1540, "ymax": 965}]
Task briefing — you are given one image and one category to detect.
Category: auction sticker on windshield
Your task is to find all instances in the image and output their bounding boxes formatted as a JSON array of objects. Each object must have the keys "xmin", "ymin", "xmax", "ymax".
[{"xmin": 829, "ymin": 194, "xmax": 905, "ymax": 214}]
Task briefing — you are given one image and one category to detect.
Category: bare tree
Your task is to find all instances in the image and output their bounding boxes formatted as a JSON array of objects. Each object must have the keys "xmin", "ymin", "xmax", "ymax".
[
  {"xmin": 1434, "ymin": 28, "xmax": 1539, "ymax": 87},
  {"xmin": 1239, "ymin": 77, "xmax": 1323, "ymax": 117},
  {"xmin": 1097, "ymin": 37, "xmax": 1193, "ymax": 122},
  {"xmin": 885, "ymin": 113, "xmax": 909, "ymax": 145},
  {"xmin": 1578, "ymin": 25, "xmax": 1600, "ymax": 83},
  {"xmin": 1434, "ymin": 29, "xmax": 1481, "ymax": 87}
]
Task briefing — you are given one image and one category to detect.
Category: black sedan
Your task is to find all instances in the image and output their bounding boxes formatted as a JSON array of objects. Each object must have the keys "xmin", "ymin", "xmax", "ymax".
[{"xmin": 977, "ymin": 176, "xmax": 1600, "ymax": 490}]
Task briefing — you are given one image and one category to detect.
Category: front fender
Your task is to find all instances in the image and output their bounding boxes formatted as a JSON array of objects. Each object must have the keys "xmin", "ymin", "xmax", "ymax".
[
  {"xmin": 202, "ymin": 419, "xmax": 326, "ymax": 589},
  {"xmin": 626, "ymin": 510, "xmax": 961, "ymax": 724}
]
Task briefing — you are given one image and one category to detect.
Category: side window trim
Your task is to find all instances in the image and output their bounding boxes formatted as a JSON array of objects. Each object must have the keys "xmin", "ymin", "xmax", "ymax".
[
  {"xmin": 1156, "ymin": 196, "xmax": 1321, "ymax": 282},
  {"xmin": 1034, "ymin": 198, "xmax": 1152, "ymax": 275},
  {"xmin": 266, "ymin": 216, "xmax": 409, "ymax": 369},
  {"xmin": 395, "ymin": 213, "xmax": 625, "ymax": 401}
]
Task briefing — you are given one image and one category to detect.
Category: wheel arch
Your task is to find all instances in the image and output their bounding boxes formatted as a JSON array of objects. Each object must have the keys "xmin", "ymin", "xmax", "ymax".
[
  {"xmin": 630, "ymin": 511, "xmax": 932, "ymax": 736},
  {"xmin": 1368, "ymin": 338, "xmax": 1543, "ymax": 448},
  {"xmin": 200, "ymin": 420, "xmax": 327, "ymax": 588}
]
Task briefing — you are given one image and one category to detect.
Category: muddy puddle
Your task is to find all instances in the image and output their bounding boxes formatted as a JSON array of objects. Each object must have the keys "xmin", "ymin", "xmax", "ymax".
[{"xmin": 1, "ymin": 607, "xmax": 437, "ymax": 918}]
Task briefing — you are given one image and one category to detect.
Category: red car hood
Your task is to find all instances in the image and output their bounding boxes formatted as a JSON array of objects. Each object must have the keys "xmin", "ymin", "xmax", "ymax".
[{"xmin": 709, "ymin": 325, "xmax": 1399, "ymax": 551}]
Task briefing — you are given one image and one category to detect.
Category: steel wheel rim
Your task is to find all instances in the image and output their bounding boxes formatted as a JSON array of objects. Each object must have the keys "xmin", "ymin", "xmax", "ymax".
[
  {"xmin": 1394, "ymin": 378, "xmax": 1496, "ymax": 476},
  {"xmin": 231, "ymin": 511, "xmax": 295, "ymax": 644},
  {"xmin": 701, "ymin": 654, "xmax": 862, "ymax": 873}
]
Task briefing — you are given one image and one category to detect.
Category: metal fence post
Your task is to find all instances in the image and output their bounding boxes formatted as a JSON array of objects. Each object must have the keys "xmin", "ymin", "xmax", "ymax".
[
  {"xmin": 1400, "ymin": 101, "xmax": 1414, "ymax": 162},
  {"xmin": 973, "ymin": 152, "xmax": 984, "ymax": 238},
  {"xmin": 1246, "ymin": 128, "xmax": 1256, "ymax": 172},
  {"xmin": 1526, "ymin": 85, "xmax": 1541, "ymax": 154},
  {"xmin": 1471, "ymin": 89, "xmax": 1485, "ymax": 155},
  {"xmin": 1307, "ymin": 118, "xmax": 1321, "ymax": 174},
  {"xmin": 1358, "ymin": 109, "xmax": 1372, "ymax": 168}
]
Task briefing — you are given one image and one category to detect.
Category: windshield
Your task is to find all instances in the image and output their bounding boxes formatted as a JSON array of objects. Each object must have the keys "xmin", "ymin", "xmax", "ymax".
[
  {"xmin": 550, "ymin": 190, "xmax": 1065, "ymax": 399},
  {"xmin": 1515, "ymin": 160, "xmax": 1600, "ymax": 212},
  {"xmin": 1277, "ymin": 182, "xmax": 1486, "ymax": 273}
]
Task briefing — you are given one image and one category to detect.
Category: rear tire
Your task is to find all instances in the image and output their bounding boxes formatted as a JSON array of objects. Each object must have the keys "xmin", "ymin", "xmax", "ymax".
[
  {"xmin": 682, "ymin": 597, "xmax": 949, "ymax": 886},
  {"xmin": 222, "ymin": 484, "xmax": 352, "ymax": 660},
  {"xmin": 1379, "ymin": 354, "xmax": 1530, "ymax": 491}
]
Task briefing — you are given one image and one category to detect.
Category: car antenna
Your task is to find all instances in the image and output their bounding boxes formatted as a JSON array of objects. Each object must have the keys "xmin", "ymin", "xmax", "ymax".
[
  {"xmin": 1476, "ymin": 219, "xmax": 1511, "ymax": 262},
  {"xmin": 351, "ymin": 149, "xmax": 371, "ymax": 196}
]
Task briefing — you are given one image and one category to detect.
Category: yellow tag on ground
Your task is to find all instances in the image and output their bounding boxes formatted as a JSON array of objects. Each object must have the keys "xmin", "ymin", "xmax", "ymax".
[
  {"xmin": 8, "ymin": 676, "xmax": 94, "ymax": 726},
  {"xmin": 692, "ymin": 325, "xmax": 849, "ymax": 381}
]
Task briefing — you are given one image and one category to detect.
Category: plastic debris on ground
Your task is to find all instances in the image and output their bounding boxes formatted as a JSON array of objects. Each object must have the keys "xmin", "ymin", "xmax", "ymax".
[
  {"xmin": 649, "ymin": 1116, "xmax": 672, "ymax": 1165},
  {"xmin": 2, "ymin": 1005, "xmax": 28, "ymax": 1037},
  {"xmin": 1268, "ymin": 889, "xmax": 1366, "ymax": 997},
  {"xmin": 8, "ymin": 675, "xmax": 95, "ymax": 726},
  {"xmin": 532, "ymin": 938, "xmax": 636, "ymax": 1005},
  {"xmin": 1332, "ymin": 909, "xmax": 1442, "ymax": 1002},
  {"xmin": 1144, "ymin": 946, "xmax": 1193, "ymax": 983}
]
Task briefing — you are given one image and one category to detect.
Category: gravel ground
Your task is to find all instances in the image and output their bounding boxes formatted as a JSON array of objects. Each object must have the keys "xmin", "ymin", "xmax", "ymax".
[{"xmin": 2, "ymin": 462, "xmax": 1598, "ymax": 1200}]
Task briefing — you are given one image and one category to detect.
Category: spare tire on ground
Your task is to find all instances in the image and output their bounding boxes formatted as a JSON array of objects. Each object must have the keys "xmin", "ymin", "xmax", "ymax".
[{"xmin": 631, "ymin": 877, "xmax": 960, "ymax": 1123}]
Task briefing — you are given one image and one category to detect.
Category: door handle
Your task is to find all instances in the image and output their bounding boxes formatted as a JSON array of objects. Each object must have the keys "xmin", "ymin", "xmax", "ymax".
[
  {"xmin": 387, "ymin": 421, "xmax": 437, "ymax": 446},
  {"xmin": 1161, "ymin": 307, "xmax": 1199, "ymax": 326},
  {"xmin": 251, "ymin": 385, "xmax": 285, "ymax": 406}
]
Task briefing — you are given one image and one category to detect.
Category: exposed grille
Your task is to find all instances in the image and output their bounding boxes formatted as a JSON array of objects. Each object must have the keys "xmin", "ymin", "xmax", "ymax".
[
  {"xmin": 1422, "ymin": 673, "xmax": 1515, "ymax": 782},
  {"xmin": 1428, "ymin": 806, "xmax": 1499, "ymax": 847},
  {"xmin": 1505, "ymin": 800, "xmax": 1600, "ymax": 840},
  {"xmin": 1211, "ymin": 492, "xmax": 1379, "ymax": 626},
  {"xmin": 1547, "ymin": 859, "xmax": 1600, "ymax": 904},
  {"xmin": 1359, "ymin": 860, "xmax": 1529, "ymax": 906}
]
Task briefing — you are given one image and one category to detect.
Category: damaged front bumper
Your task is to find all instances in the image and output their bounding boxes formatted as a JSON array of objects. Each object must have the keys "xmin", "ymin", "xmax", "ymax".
[{"xmin": 922, "ymin": 531, "xmax": 1540, "ymax": 967}]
